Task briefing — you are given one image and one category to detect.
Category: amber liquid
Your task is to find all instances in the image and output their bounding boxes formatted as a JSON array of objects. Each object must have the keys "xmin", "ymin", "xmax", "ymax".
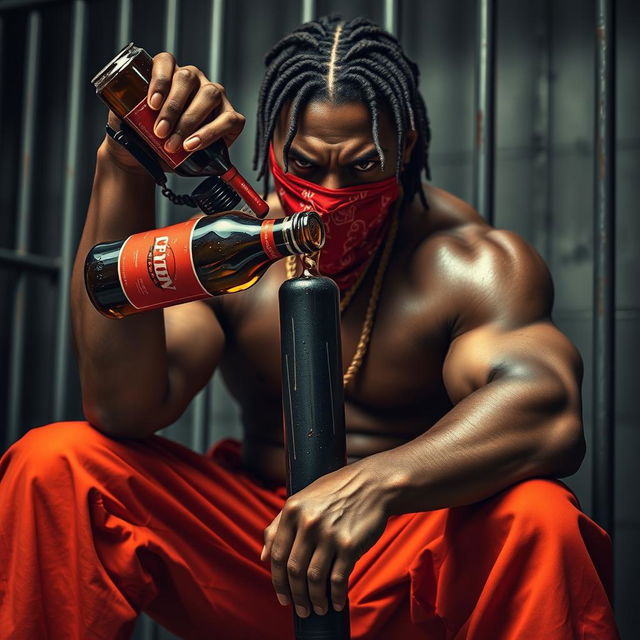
[{"xmin": 85, "ymin": 211, "xmax": 324, "ymax": 318}]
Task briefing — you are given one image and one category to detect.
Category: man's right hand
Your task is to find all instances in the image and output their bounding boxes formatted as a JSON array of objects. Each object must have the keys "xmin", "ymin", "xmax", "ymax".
[{"xmin": 103, "ymin": 51, "xmax": 246, "ymax": 172}]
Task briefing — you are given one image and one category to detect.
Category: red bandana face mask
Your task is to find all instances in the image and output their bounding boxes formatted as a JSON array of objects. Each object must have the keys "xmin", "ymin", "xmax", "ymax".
[{"xmin": 269, "ymin": 144, "xmax": 400, "ymax": 291}]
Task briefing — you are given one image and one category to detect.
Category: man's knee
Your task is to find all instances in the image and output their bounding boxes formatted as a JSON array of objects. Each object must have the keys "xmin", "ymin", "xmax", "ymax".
[
  {"xmin": 487, "ymin": 477, "xmax": 583, "ymax": 544},
  {"xmin": 3, "ymin": 421, "xmax": 114, "ymax": 480}
]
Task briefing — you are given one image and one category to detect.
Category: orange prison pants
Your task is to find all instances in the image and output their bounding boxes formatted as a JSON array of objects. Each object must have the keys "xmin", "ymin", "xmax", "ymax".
[{"xmin": 0, "ymin": 422, "xmax": 620, "ymax": 639}]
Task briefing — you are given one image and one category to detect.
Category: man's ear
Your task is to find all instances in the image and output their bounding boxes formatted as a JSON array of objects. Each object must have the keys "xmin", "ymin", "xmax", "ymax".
[{"xmin": 402, "ymin": 129, "xmax": 418, "ymax": 165}]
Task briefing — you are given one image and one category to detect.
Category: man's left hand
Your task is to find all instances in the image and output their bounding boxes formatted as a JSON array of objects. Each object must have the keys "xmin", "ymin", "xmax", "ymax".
[{"xmin": 261, "ymin": 459, "xmax": 392, "ymax": 618}]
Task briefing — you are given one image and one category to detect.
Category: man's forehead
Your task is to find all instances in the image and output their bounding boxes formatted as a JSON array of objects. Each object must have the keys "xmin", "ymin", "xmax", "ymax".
[{"xmin": 275, "ymin": 100, "xmax": 393, "ymax": 145}]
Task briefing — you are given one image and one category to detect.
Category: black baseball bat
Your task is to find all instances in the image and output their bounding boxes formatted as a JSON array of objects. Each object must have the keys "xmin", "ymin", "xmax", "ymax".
[{"xmin": 279, "ymin": 273, "xmax": 351, "ymax": 640}]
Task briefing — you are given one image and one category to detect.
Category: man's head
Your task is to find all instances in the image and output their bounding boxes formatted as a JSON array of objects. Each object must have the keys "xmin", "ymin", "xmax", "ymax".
[{"xmin": 253, "ymin": 15, "xmax": 431, "ymax": 205}]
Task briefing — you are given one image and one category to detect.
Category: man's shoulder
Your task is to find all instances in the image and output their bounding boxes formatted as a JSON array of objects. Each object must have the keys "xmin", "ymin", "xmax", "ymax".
[
  {"xmin": 407, "ymin": 185, "xmax": 553, "ymax": 332},
  {"xmin": 411, "ymin": 184, "xmax": 548, "ymax": 283}
]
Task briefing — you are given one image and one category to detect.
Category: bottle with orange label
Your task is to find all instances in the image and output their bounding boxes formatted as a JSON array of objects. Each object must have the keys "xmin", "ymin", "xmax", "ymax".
[
  {"xmin": 91, "ymin": 42, "xmax": 269, "ymax": 218},
  {"xmin": 84, "ymin": 178, "xmax": 324, "ymax": 319}
]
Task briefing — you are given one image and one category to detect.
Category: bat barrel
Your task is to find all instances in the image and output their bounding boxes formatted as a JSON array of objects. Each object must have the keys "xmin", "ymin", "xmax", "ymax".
[{"xmin": 279, "ymin": 274, "xmax": 351, "ymax": 640}]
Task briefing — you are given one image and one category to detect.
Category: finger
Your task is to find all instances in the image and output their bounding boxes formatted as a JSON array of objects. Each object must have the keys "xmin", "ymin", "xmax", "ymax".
[
  {"xmin": 147, "ymin": 52, "xmax": 176, "ymax": 111},
  {"xmin": 173, "ymin": 82, "xmax": 225, "ymax": 152},
  {"xmin": 330, "ymin": 548, "xmax": 358, "ymax": 613},
  {"xmin": 184, "ymin": 108, "xmax": 246, "ymax": 151},
  {"xmin": 269, "ymin": 510, "xmax": 298, "ymax": 608},
  {"xmin": 306, "ymin": 543, "xmax": 335, "ymax": 616},
  {"xmin": 154, "ymin": 66, "xmax": 201, "ymax": 143},
  {"xmin": 286, "ymin": 527, "xmax": 318, "ymax": 619},
  {"xmin": 185, "ymin": 87, "xmax": 246, "ymax": 151},
  {"xmin": 262, "ymin": 512, "xmax": 281, "ymax": 561}
]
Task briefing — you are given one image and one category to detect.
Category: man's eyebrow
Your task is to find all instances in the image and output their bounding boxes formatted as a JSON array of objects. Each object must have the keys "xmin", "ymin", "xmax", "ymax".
[
  {"xmin": 350, "ymin": 148, "xmax": 386, "ymax": 164},
  {"xmin": 288, "ymin": 147, "xmax": 318, "ymax": 164},
  {"xmin": 288, "ymin": 146, "xmax": 387, "ymax": 165}
]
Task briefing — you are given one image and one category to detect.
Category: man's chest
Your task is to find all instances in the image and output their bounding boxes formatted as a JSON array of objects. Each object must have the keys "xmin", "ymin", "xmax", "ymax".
[{"xmin": 217, "ymin": 262, "xmax": 454, "ymax": 430}]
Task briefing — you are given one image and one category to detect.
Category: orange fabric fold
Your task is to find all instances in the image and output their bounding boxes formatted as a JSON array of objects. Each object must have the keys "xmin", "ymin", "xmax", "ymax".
[{"xmin": 0, "ymin": 422, "xmax": 620, "ymax": 639}]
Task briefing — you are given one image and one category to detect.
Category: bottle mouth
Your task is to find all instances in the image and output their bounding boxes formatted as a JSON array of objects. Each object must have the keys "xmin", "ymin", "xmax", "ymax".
[
  {"xmin": 303, "ymin": 212, "xmax": 325, "ymax": 250},
  {"xmin": 290, "ymin": 211, "xmax": 325, "ymax": 252},
  {"xmin": 91, "ymin": 42, "xmax": 139, "ymax": 92}
]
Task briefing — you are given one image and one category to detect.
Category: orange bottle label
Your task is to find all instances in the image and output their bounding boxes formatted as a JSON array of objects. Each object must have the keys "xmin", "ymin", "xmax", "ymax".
[
  {"xmin": 125, "ymin": 96, "xmax": 193, "ymax": 169},
  {"xmin": 260, "ymin": 219, "xmax": 282, "ymax": 260},
  {"xmin": 118, "ymin": 218, "xmax": 210, "ymax": 311}
]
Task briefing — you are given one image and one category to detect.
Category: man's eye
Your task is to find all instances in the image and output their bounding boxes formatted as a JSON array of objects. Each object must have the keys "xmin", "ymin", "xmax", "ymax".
[
  {"xmin": 353, "ymin": 160, "xmax": 378, "ymax": 172},
  {"xmin": 292, "ymin": 157, "xmax": 313, "ymax": 169}
]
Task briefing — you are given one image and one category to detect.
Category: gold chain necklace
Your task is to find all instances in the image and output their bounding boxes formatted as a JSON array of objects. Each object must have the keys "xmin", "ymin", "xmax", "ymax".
[{"xmin": 285, "ymin": 205, "xmax": 400, "ymax": 388}]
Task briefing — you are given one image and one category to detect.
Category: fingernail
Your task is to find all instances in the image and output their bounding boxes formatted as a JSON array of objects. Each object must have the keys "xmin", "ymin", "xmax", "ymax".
[
  {"xmin": 313, "ymin": 605, "xmax": 327, "ymax": 616},
  {"xmin": 164, "ymin": 134, "xmax": 181, "ymax": 153},
  {"xmin": 334, "ymin": 602, "xmax": 344, "ymax": 612},
  {"xmin": 295, "ymin": 605, "xmax": 309, "ymax": 618},
  {"xmin": 277, "ymin": 594, "xmax": 289, "ymax": 607},
  {"xmin": 184, "ymin": 135, "xmax": 201, "ymax": 151},
  {"xmin": 154, "ymin": 119, "xmax": 170, "ymax": 139},
  {"xmin": 149, "ymin": 92, "xmax": 163, "ymax": 110}
]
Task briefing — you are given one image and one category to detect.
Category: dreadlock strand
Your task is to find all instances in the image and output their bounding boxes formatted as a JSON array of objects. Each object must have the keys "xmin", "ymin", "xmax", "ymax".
[
  {"xmin": 257, "ymin": 67, "xmax": 323, "ymax": 160},
  {"xmin": 256, "ymin": 71, "xmax": 322, "ymax": 179},
  {"xmin": 348, "ymin": 60, "xmax": 414, "ymax": 129},
  {"xmin": 282, "ymin": 80, "xmax": 326, "ymax": 171},
  {"xmin": 339, "ymin": 73, "xmax": 387, "ymax": 170},
  {"xmin": 265, "ymin": 32, "xmax": 318, "ymax": 65},
  {"xmin": 262, "ymin": 58, "xmax": 326, "ymax": 121},
  {"xmin": 367, "ymin": 55, "xmax": 417, "ymax": 128},
  {"xmin": 340, "ymin": 65, "xmax": 407, "ymax": 175},
  {"xmin": 346, "ymin": 40, "xmax": 420, "ymax": 112}
]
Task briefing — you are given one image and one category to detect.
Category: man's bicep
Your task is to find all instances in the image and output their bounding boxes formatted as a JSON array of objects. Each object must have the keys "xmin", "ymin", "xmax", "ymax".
[
  {"xmin": 442, "ymin": 320, "xmax": 583, "ymax": 407},
  {"xmin": 441, "ymin": 227, "xmax": 569, "ymax": 404}
]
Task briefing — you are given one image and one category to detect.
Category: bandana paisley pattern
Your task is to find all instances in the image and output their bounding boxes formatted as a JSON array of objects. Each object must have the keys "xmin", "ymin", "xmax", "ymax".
[{"xmin": 269, "ymin": 143, "xmax": 400, "ymax": 291}]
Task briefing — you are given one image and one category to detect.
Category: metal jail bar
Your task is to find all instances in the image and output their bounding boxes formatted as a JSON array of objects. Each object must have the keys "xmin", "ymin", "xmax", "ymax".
[
  {"xmin": 531, "ymin": 0, "xmax": 552, "ymax": 264},
  {"xmin": 383, "ymin": 0, "xmax": 400, "ymax": 36},
  {"xmin": 156, "ymin": 0, "xmax": 179, "ymax": 230},
  {"xmin": 592, "ymin": 0, "xmax": 615, "ymax": 537},
  {"xmin": 473, "ymin": 0, "xmax": 495, "ymax": 225},
  {"xmin": 7, "ymin": 9, "xmax": 41, "ymax": 448},
  {"xmin": 193, "ymin": 0, "xmax": 227, "ymax": 456},
  {"xmin": 52, "ymin": 0, "xmax": 86, "ymax": 421}
]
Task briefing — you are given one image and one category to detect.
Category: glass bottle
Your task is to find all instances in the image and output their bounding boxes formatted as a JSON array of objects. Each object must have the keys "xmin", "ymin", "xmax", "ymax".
[
  {"xmin": 91, "ymin": 42, "xmax": 269, "ymax": 217},
  {"xmin": 84, "ymin": 210, "xmax": 324, "ymax": 318}
]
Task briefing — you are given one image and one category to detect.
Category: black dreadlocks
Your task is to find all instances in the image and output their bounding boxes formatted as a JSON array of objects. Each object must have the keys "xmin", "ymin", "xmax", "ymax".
[{"xmin": 253, "ymin": 14, "xmax": 432, "ymax": 207}]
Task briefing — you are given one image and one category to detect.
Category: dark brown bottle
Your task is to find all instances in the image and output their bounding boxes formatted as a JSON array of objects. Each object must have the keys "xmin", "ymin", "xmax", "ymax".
[
  {"xmin": 91, "ymin": 42, "xmax": 269, "ymax": 217},
  {"xmin": 84, "ymin": 211, "xmax": 324, "ymax": 319}
]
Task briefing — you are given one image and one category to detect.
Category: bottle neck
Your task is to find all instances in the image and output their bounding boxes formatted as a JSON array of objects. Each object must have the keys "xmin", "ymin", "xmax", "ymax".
[{"xmin": 263, "ymin": 212, "xmax": 324, "ymax": 259}]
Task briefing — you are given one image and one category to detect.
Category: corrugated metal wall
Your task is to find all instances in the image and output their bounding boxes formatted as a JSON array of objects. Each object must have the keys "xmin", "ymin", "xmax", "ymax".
[{"xmin": 0, "ymin": 0, "xmax": 637, "ymax": 637}]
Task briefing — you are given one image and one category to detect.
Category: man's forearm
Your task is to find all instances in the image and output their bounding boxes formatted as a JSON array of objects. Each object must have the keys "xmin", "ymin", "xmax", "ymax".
[
  {"xmin": 370, "ymin": 373, "xmax": 585, "ymax": 516},
  {"xmin": 71, "ymin": 142, "xmax": 171, "ymax": 436}
]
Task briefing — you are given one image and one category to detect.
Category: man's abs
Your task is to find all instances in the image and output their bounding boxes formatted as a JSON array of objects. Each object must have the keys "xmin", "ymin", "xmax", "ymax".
[{"xmin": 240, "ymin": 400, "xmax": 452, "ymax": 486}]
